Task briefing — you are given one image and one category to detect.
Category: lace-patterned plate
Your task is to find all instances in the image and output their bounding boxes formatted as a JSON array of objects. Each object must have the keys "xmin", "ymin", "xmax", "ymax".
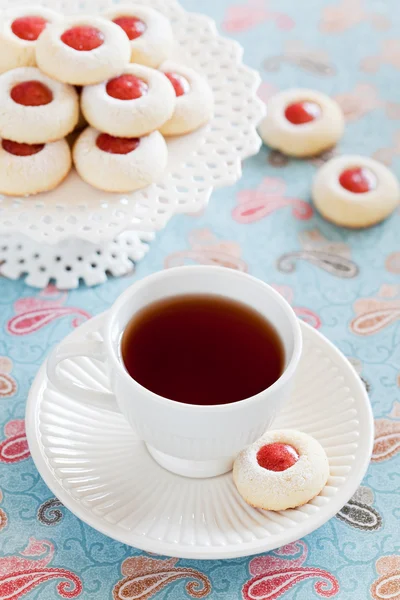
[
  {"xmin": 0, "ymin": 0, "xmax": 264, "ymax": 245},
  {"xmin": 26, "ymin": 313, "xmax": 374, "ymax": 559},
  {"xmin": 0, "ymin": 231, "xmax": 153, "ymax": 288}
]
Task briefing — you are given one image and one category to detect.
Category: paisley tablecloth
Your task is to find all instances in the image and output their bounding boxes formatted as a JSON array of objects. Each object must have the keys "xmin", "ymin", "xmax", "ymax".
[{"xmin": 0, "ymin": 0, "xmax": 399, "ymax": 598}]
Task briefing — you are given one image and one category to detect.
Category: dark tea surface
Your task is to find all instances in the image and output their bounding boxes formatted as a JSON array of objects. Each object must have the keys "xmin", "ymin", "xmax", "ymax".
[{"xmin": 121, "ymin": 294, "xmax": 284, "ymax": 405}]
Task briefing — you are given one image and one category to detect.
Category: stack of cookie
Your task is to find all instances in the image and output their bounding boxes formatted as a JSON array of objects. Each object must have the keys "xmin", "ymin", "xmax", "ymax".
[{"xmin": 0, "ymin": 5, "xmax": 214, "ymax": 196}]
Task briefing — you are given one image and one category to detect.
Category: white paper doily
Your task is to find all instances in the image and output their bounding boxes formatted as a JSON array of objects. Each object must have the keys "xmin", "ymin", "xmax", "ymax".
[{"xmin": 0, "ymin": 0, "xmax": 264, "ymax": 246}]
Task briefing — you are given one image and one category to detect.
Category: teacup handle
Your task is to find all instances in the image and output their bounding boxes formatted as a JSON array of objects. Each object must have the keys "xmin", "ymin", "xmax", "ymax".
[{"xmin": 47, "ymin": 339, "xmax": 119, "ymax": 412}]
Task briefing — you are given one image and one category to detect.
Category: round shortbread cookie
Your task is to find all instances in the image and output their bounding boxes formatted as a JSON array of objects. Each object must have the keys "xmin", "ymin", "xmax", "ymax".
[
  {"xmin": 259, "ymin": 89, "xmax": 344, "ymax": 157},
  {"xmin": 73, "ymin": 126, "xmax": 168, "ymax": 193},
  {"xmin": 233, "ymin": 429, "xmax": 330, "ymax": 511},
  {"xmin": 35, "ymin": 16, "xmax": 131, "ymax": 85},
  {"xmin": 0, "ymin": 67, "xmax": 79, "ymax": 144},
  {"xmin": 81, "ymin": 64, "xmax": 175, "ymax": 137},
  {"xmin": 312, "ymin": 155, "xmax": 400, "ymax": 228},
  {"xmin": 0, "ymin": 137, "xmax": 71, "ymax": 196},
  {"xmin": 0, "ymin": 6, "xmax": 61, "ymax": 74},
  {"xmin": 104, "ymin": 4, "xmax": 174, "ymax": 68},
  {"xmin": 158, "ymin": 61, "xmax": 213, "ymax": 136}
]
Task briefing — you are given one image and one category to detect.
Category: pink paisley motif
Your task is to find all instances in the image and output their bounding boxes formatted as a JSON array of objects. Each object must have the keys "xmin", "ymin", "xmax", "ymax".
[
  {"xmin": 320, "ymin": 0, "xmax": 390, "ymax": 33},
  {"xmin": 164, "ymin": 229, "xmax": 248, "ymax": 272},
  {"xmin": 7, "ymin": 307, "xmax": 90, "ymax": 336},
  {"xmin": 271, "ymin": 286, "xmax": 321, "ymax": 328},
  {"xmin": 223, "ymin": 1, "xmax": 294, "ymax": 33},
  {"xmin": 113, "ymin": 556, "xmax": 211, "ymax": 599},
  {"xmin": 243, "ymin": 568, "xmax": 339, "ymax": 599},
  {"xmin": 0, "ymin": 489, "xmax": 7, "ymax": 532},
  {"xmin": 243, "ymin": 541, "xmax": 339, "ymax": 599},
  {"xmin": 372, "ymin": 419, "xmax": 400, "ymax": 463},
  {"xmin": 0, "ymin": 419, "xmax": 29, "ymax": 463},
  {"xmin": 334, "ymin": 83, "xmax": 382, "ymax": 122},
  {"xmin": 7, "ymin": 285, "xmax": 90, "ymax": 335},
  {"xmin": 233, "ymin": 178, "xmax": 312, "ymax": 224},
  {"xmin": 386, "ymin": 252, "xmax": 400, "ymax": 274},
  {"xmin": 361, "ymin": 40, "xmax": 400, "ymax": 73},
  {"xmin": 371, "ymin": 555, "xmax": 400, "ymax": 600},
  {"xmin": 0, "ymin": 373, "xmax": 17, "ymax": 398},
  {"xmin": 165, "ymin": 249, "xmax": 248, "ymax": 271},
  {"xmin": 250, "ymin": 542, "xmax": 308, "ymax": 575},
  {"xmin": 294, "ymin": 307, "xmax": 321, "ymax": 329},
  {"xmin": 0, "ymin": 357, "xmax": 17, "ymax": 398},
  {"xmin": 0, "ymin": 538, "xmax": 82, "ymax": 598},
  {"xmin": 350, "ymin": 298, "xmax": 400, "ymax": 335}
]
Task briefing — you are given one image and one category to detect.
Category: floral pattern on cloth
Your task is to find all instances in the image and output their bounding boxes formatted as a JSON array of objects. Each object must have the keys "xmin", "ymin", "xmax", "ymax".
[{"xmin": 0, "ymin": 0, "xmax": 399, "ymax": 597}]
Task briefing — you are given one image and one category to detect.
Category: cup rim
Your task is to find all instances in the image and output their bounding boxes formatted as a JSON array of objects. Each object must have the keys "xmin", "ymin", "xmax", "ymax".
[{"xmin": 105, "ymin": 266, "xmax": 303, "ymax": 412}]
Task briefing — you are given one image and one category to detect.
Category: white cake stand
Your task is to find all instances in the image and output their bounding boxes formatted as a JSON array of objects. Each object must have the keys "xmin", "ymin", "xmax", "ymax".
[{"xmin": 0, "ymin": 0, "xmax": 264, "ymax": 288}]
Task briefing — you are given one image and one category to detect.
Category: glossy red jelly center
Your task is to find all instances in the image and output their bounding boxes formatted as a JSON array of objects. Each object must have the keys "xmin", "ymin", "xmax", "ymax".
[
  {"xmin": 61, "ymin": 26, "xmax": 104, "ymax": 51},
  {"xmin": 285, "ymin": 101, "xmax": 321, "ymax": 125},
  {"xmin": 112, "ymin": 16, "xmax": 146, "ymax": 40},
  {"xmin": 339, "ymin": 167, "xmax": 377, "ymax": 194},
  {"xmin": 2, "ymin": 139, "xmax": 44, "ymax": 156},
  {"xmin": 96, "ymin": 133, "xmax": 140, "ymax": 154},
  {"xmin": 106, "ymin": 74, "xmax": 148, "ymax": 100},
  {"xmin": 11, "ymin": 16, "xmax": 47, "ymax": 41},
  {"xmin": 165, "ymin": 72, "xmax": 190, "ymax": 97},
  {"xmin": 256, "ymin": 442, "xmax": 299, "ymax": 472},
  {"xmin": 11, "ymin": 81, "xmax": 53, "ymax": 106}
]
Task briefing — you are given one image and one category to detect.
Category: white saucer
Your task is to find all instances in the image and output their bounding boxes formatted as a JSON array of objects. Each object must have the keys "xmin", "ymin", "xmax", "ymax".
[{"xmin": 26, "ymin": 312, "xmax": 373, "ymax": 559}]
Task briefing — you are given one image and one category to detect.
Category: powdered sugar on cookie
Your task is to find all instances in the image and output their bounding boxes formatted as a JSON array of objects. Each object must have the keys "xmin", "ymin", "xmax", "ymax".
[{"xmin": 233, "ymin": 429, "xmax": 329, "ymax": 511}]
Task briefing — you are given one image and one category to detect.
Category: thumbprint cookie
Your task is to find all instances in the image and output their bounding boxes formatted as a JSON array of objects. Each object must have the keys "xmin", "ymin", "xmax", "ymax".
[
  {"xmin": 0, "ymin": 6, "xmax": 60, "ymax": 74},
  {"xmin": 259, "ymin": 89, "xmax": 345, "ymax": 157},
  {"xmin": 104, "ymin": 4, "xmax": 174, "ymax": 68},
  {"xmin": 312, "ymin": 155, "xmax": 400, "ymax": 228},
  {"xmin": 159, "ymin": 61, "xmax": 213, "ymax": 136},
  {"xmin": 0, "ymin": 67, "xmax": 79, "ymax": 143},
  {"xmin": 35, "ymin": 16, "xmax": 131, "ymax": 85},
  {"xmin": 233, "ymin": 429, "xmax": 329, "ymax": 511},
  {"xmin": 0, "ymin": 137, "xmax": 71, "ymax": 196},
  {"xmin": 73, "ymin": 127, "xmax": 168, "ymax": 193},
  {"xmin": 81, "ymin": 64, "xmax": 175, "ymax": 137}
]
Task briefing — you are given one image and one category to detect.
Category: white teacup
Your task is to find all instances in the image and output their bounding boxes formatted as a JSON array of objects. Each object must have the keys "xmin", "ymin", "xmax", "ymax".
[{"xmin": 47, "ymin": 266, "xmax": 302, "ymax": 478}]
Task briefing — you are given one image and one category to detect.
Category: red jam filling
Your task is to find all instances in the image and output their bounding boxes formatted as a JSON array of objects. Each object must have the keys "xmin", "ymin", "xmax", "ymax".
[
  {"xmin": 61, "ymin": 26, "xmax": 104, "ymax": 51},
  {"xmin": 339, "ymin": 167, "xmax": 377, "ymax": 194},
  {"xmin": 106, "ymin": 74, "xmax": 148, "ymax": 100},
  {"xmin": 11, "ymin": 81, "xmax": 53, "ymax": 106},
  {"xmin": 96, "ymin": 133, "xmax": 140, "ymax": 154},
  {"xmin": 2, "ymin": 139, "xmax": 44, "ymax": 156},
  {"xmin": 284, "ymin": 101, "xmax": 321, "ymax": 125},
  {"xmin": 112, "ymin": 16, "xmax": 146, "ymax": 40},
  {"xmin": 11, "ymin": 16, "xmax": 47, "ymax": 41},
  {"xmin": 165, "ymin": 72, "xmax": 190, "ymax": 97},
  {"xmin": 256, "ymin": 442, "xmax": 299, "ymax": 472}
]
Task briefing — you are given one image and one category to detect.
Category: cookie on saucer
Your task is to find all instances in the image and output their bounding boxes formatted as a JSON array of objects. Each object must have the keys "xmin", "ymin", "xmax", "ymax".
[
  {"xmin": 35, "ymin": 16, "xmax": 131, "ymax": 85},
  {"xmin": 0, "ymin": 137, "xmax": 71, "ymax": 196},
  {"xmin": 0, "ymin": 6, "xmax": 60, "ymax": 74},
  {"xmin": 312, "ymin": 155, "xmax": 400, "ymax": 228},
  {"xmin": 104, "ymin": 4, "xmax": 174, "ymax": 68},
  {"xmin": 259, "ymin": 89, "xmax": 345, "ymax": 157},
  {"xmin": 0, "ymin": 67, "xmax": 79, "ymax": 144},
  {"xmin": 81, "ymin": 64, "xmax": 175, "ymax": 137},
  {"xmin": 73, "ymin": 126, "xmax": 168, "ymax": 193},
  {"xmin": 159, "ymin": 61, "xmax": 214, "ymax": 136},
  {"xmin": 233, "ymin": 429, "xmax": 329, "ymax": 511}
]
